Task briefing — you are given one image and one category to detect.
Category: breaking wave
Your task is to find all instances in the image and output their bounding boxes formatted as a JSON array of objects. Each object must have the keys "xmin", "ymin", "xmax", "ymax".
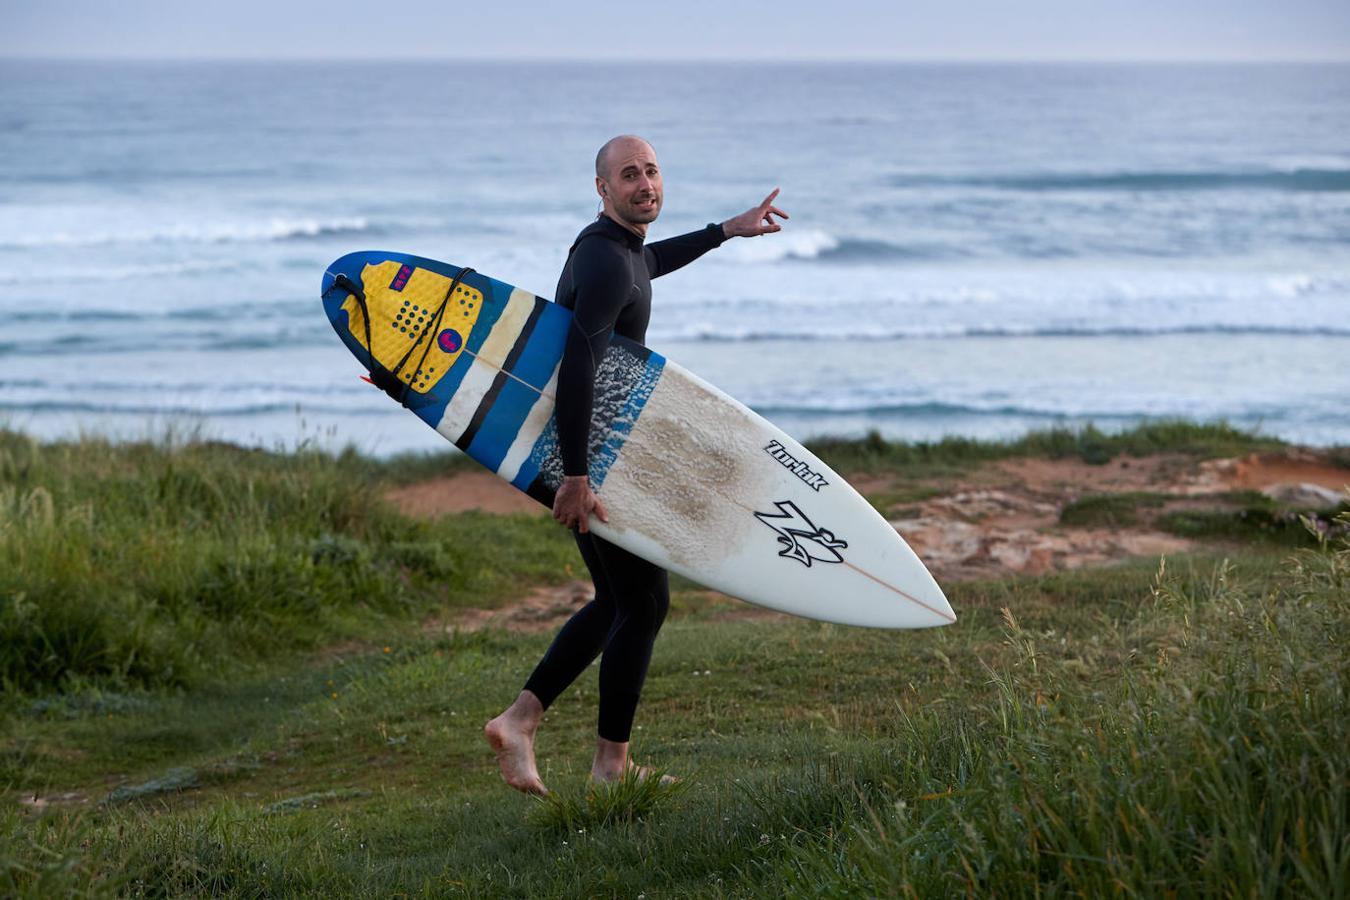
[
  {"xmin": 888, "ymin": 167, "xmax": 1350, "ymax": 193},
  {"xmin": 0, "ymin": 216, "xmax": 373, "ymax": 250},
  {"xmin": 655, "ymin": 323, "xmax": 1350, "ymax": 343}
]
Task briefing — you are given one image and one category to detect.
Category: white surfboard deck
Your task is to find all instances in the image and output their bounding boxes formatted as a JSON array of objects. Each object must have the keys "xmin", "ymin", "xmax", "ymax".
[{"xmin": 585, "ymin": 361, "xmax": 955, "ymax": 629}]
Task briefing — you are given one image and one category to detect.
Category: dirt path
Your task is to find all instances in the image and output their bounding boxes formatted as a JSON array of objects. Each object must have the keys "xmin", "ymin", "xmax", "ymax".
[
  {"xmin": 391, "ymin": 450, "xmax": 1349, "ymax": 633},
  {"xmin": 383, "ymin": 471, "xmax": 546, "ymax": 517}
]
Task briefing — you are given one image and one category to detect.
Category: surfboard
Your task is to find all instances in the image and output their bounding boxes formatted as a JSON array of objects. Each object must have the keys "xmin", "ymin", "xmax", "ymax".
[{"xmin": 320, "ymin": 251, "xmax": 954, "ymax": 629}]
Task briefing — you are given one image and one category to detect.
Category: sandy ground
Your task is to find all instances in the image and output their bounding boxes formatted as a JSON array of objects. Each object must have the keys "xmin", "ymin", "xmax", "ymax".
[
  {"xmin": 387, "ymin": 450, "xmax": 1349, "ymax": 633},
  {"xmin": 383, "ymin": 471, "xmax": 547, "ymax": 518}
]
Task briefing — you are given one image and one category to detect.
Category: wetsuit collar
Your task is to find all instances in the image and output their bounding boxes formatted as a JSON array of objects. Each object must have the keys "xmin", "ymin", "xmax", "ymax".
[{"xmin": 596, "ymin": 213, "xmax": 645, "ymax": 251}]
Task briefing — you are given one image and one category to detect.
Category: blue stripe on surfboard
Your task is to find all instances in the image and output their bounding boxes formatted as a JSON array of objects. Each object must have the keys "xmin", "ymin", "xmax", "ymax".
[
  {"xmin": 513, "ymin": 301, "xmax": 569, "ymax": 388},
  {"xmin": 517, "ymin": 420, "xmax": 557, "ymax": 490},
  {"xmin": 463, "ymin": 300, "xmax": 567, "ymax": 472},
  {"xmin": 591, "ymin": 354, "xmax": 664, "ymax": 489},
  {"xmin": 497, "ymin": 303, "xmax": 569, "ymax": 487},
  {"xmin": 466, "ymin": 379, "xmax": 539, "ymax": 472},
  {"xmin": 511, "ymin": 454, "xmax": 542, "ymax": 492},
  {"xmin": 517, "ymin": 350, "xmax": 666, "ymax": 492}
]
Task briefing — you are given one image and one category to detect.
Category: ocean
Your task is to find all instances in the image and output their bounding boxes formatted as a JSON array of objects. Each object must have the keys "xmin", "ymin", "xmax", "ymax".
[{"xmin": 2, "ymin": 60, "xmax": 1348, "ymax": 454}]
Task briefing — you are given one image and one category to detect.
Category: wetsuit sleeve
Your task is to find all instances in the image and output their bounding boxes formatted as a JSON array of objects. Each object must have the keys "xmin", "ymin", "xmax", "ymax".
[
  {"xmin": 556, "ymin": 238, "xmax": 631, "ymax": 477},
  {"xmin": 644, "ymin": 223, "xmax": 727, "ymax": 278}
]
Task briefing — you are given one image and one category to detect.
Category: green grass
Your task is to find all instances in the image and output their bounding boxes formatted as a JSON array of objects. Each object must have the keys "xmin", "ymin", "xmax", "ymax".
[
  {"xmin": 1058, "ymin": 491, "xmax": 1169, "ymax": 527},
  {"xmin": 331, "ymin": 445, "xmax": 482, "ymax": 486},
  {"xmin": 3, "ymin": 537, "xmax": 1346, "ymax": 897},
  {"xmin": 2, "ymin": 427, "xmax": 1347, "ymax": 896},
  {"xmin": 862, "ymin": 484, "xmax": 944, "ymax": 516},
  {"xmin": 0, "ymin": 430, "xmax": 574, "ymax": 694},
  {"xmin": 1160, "ymin": 500, "xmax": 1350, "ymax": 548},
  {"xmin": 530, "ymin": 768, "xmax": 688, "ymax": 833},
  {"xmin": 808, "ymin": 419, "xmax": 1286, "ymax": 476}
]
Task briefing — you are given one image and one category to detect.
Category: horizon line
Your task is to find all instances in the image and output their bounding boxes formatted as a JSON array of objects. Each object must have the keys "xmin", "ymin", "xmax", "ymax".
[{"xmin": 2, "ymin": 54, "xmax": 1347, "ymax": 65}]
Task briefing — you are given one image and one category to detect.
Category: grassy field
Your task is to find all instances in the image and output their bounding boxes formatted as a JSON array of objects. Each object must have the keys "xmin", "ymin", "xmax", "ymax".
[{"xmin": 2, "ymin": 424, "xmax": 1347, "ymax": 897}]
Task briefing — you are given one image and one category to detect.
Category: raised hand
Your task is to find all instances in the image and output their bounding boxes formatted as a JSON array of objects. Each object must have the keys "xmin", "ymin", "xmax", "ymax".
[{"xmin": 721, "ymin": 188, "xmax": 790, "ymax": 238}]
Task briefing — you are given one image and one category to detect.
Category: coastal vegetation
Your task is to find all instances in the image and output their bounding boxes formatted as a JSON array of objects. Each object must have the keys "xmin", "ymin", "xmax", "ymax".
[
  {"xmin": 2, "ymin": 423, "xmax": 1346, "ymax": 897},
  {"xmin": 804, "ymin": 420, "xmax": 1287, "ymax": 474}
]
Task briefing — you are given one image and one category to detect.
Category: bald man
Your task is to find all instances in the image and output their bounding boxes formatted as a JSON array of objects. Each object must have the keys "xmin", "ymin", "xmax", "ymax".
[{"xmin": 485, "ymin": 135, "xmax": 788, "ymax": 795}]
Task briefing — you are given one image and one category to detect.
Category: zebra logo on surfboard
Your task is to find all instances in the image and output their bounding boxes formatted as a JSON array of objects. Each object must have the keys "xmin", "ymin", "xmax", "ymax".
[{"xmin": 754, "ymin": 501, "xmax": 849, "ymax": 567}]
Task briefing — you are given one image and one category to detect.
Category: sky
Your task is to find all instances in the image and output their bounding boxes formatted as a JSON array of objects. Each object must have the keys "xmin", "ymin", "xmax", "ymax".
[{"xmin": 2, "ymin": 0, "xmax": 1349, "ymax": 62}]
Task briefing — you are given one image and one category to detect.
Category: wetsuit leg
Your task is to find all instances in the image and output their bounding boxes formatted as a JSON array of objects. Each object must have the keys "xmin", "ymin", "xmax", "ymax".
[
  {"xmin": 522, "ymin": 531, "xmax": 669, "ymax": 743},
  {"xmin": 522, "ymin": 533, "xmax": 614, "ymax": 709},
  {"xmin": 590, "ymin": 535, "xmax": 669, "ymax": 742}
]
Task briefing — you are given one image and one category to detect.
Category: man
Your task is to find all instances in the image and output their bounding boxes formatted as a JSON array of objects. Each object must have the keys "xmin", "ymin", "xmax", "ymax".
[{"xmin": 484, "ymin": 135, "xmax": 788, "ymax": 795}]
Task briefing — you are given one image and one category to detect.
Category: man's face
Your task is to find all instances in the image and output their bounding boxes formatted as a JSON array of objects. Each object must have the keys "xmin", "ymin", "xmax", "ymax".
[{"xmin": 597, "ymin": 140, "xmax": 663, "ymax": 230}]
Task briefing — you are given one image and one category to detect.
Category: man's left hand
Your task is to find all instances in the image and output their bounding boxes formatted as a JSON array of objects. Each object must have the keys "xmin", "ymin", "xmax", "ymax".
[{"xmin": 721, "ymin": 188, "xmax": 789, "ymax": 238}]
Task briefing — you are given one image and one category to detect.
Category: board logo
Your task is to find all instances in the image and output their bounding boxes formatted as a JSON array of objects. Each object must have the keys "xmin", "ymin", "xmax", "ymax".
[
  {"xmin": 763, "ymin": 440, "xmax": 828, "ymax": 491},
  {"xmin": 437, "ymin": 329, "xmax": 463, "ymax": 353},
  {"xmin": 389, "ymin": 264, "xmax": 414, "ymax": 292},
  {"xmin": 754, "ymin": 500, "xmax": 848, "ymax": 567}
]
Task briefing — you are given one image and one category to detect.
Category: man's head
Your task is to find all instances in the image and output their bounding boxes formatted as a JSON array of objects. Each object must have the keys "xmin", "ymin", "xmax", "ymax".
[{"xmin": 594, "ymin": 135, "xmax": 662, "ymax": 235}]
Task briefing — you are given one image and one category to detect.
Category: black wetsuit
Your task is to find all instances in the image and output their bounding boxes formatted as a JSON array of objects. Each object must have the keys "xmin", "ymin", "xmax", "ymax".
[{"xmin": 522, "ymin": 214, "xmax": 725, "ymax": 742}]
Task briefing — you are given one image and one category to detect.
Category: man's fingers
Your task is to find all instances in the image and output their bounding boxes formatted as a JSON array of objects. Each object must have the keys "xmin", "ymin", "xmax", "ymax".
[
  {"xmin": 595, "ymin": 498, "xmax": 609, "ymax": 524},
  {"xmin": 729, "ymin": 191, "xmax": 787, "ymax": 239}
]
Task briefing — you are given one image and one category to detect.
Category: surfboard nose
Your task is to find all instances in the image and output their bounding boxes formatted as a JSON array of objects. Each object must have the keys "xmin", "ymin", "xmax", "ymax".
[
  {"xmin": 928, "ymin": 588, "xmax": 957, "ymax": 626},
  {"xmin": 920, "ymin": 566, "xmax": 957, "ymax": 626}
]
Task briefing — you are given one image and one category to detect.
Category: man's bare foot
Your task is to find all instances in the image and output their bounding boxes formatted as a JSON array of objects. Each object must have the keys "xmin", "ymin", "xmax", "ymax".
[
  {"xmin": 590, "ymin": 736, "xmax": 677, "ymax": 785},
  {"xmin": 484, "ymin": 691, "xmax": 547, "ymax": 795}
]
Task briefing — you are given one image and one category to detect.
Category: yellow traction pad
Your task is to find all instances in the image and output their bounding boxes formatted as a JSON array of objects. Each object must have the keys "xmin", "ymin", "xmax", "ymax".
[{"xmin": 340, "ymin": 260, "xmax": 484, "ymax": 394}]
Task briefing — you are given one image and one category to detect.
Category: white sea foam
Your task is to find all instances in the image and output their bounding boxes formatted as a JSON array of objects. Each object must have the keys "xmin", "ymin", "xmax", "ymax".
[
  {"xmin": 0, "ymin": 259, "xmax": 236, "ymax": 285},
  {"xmin": 717, "ymin": 228, "xmax": 839, "ymax": 264},
  {"xmin": 0, "ymin": 216, "xmax": 370, "ymax": 249},
  {"xmin": 1265, "ymin": 154, "xmax": 1350, "ymax": 173}
]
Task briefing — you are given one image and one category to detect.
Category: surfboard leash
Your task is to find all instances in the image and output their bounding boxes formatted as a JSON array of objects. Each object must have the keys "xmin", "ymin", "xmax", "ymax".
[
  {"xmin": 324, "ymin": 272, "xmax": 376, "ymax": 370},
  {"xmin": 324, "ymin": 266, "xmax": 474, "ymax": 408}
]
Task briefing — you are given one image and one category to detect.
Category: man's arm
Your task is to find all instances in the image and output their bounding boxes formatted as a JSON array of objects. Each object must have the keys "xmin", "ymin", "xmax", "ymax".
[
  {"xmin": 551, "ymin": 240, "xmax": 628, "ymax": 531},
  {"xmin": 644, "ymin": 189, "xmax": 790, "ymax": 278},
  {"xmin": 645, "ymin": 223, "xmax": 727, "ymax": 278}
]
